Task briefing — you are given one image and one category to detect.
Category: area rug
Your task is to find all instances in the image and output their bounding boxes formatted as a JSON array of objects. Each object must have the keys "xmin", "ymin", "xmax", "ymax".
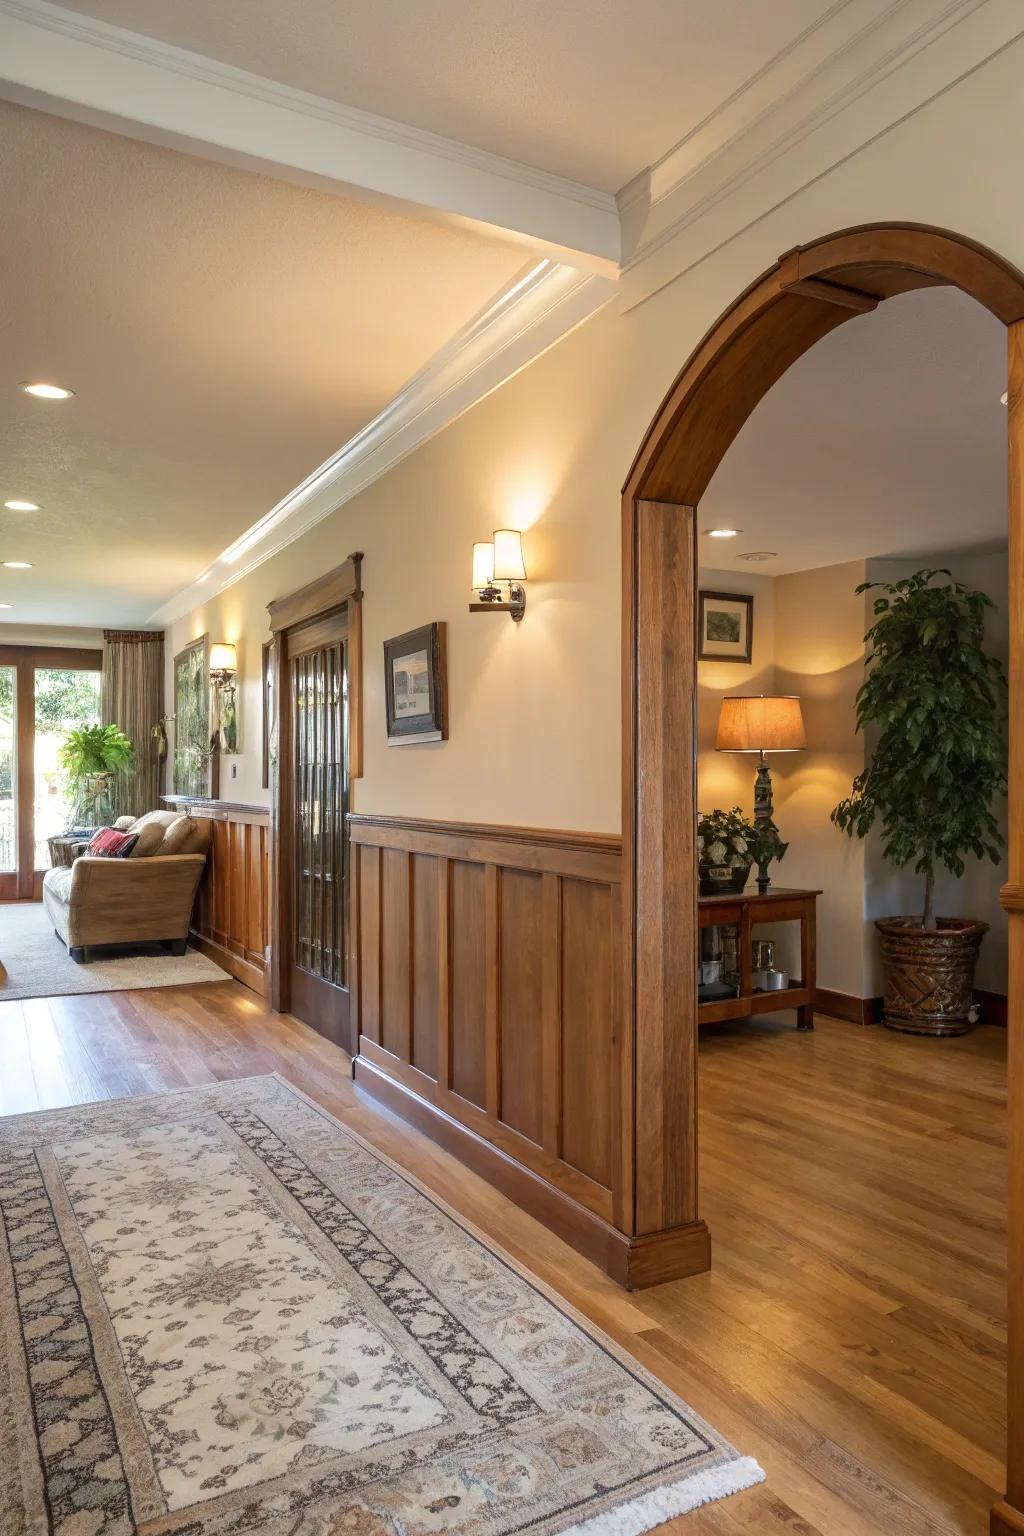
[
  {"xmin": 0, "ymin": 1076, "xmax": 762, "ymax": 1536},
  {"xmin": 0, "ymin": 899, "xmax": 229, "ymax": 999}
]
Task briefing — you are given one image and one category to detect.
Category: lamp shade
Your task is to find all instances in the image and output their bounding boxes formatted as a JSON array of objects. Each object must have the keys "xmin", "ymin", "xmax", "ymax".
[
  {"xmin": 209, "ymin": 642, "xmax": 237, "ymax": 674},
  {"xmin": 715, "ymin": 694, "xmax": 805, "ymax": 753},
  {"xmin": 492, "ymin": 528, "xmax": 526, "ymax": 582},
  {"xmin": 472, "ymin": 541, "xmax": 494, "ymax": 589}
]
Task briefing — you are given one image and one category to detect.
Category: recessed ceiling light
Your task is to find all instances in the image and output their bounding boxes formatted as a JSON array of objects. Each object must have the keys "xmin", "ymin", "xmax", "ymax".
[
  {"xmin": 705, "ymin": 527, "xmax": 741, "ymax": 538},
  {"xmin": 4, "ymin": 500, "xmax": 39, "ymax": 512},
  {"xmin": 0, "ymin": 604, "xmax": 12, "ymax": 610},
  {"xmin": 20, "ymin": 382, "xmax": 74, "ymax": 400},
  {"xmin": 3, "ymin": 561, "xmax": 32, "ymax": 570},
  {"xmin": 738, "ymin": 550, "xmax": 779, "ymax": 562}
]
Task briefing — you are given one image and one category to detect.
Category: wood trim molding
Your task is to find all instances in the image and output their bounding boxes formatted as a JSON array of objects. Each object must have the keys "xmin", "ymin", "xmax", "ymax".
[
  {"xmin": 353, "ymin": 1059, "xmax": 710, "ymax": 1289},
  {"xmin": 815, "ymin": 988, "xmax": 880, "ymax": 1027},
  {"xmin": 163, "ymin": 795, "xmax": 269, "ymax": 822},
  {"xmin": 267, "ymin": 552, "xmax": 363, "ymax": 633},
  {"xmin": 992, "ymin": 1501, "xmax": 1024, "ymax": 1536}
]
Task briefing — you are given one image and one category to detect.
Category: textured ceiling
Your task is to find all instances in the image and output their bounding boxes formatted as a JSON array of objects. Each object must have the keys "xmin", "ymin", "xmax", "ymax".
[
  {"xmin": 0, "ymin": 100, "xmax": 523, "ymax": 624},
  {"xmin": 54, "ymin": 0, "xmax": 835, "ymax": 191},
  {"xmin": 700, "ymin": 287, "xmax": 1008, "ymax": 575}
]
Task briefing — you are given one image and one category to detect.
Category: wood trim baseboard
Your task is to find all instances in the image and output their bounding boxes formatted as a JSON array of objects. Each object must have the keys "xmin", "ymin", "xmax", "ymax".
[
  {"xmin": 814, "ymin": 988, "xmax": 880, "ymax": 1026},
  {"xmin": 353, "ymin": 1057, "xmax": 710, "ymax": 1289},
  {"xmin": 991, "ymin": 1500, "xmax": 1024, "ymax": 1535},
  {"xmin": 187, "ymin": 929, "xmax": 266, "ymax": 997}
]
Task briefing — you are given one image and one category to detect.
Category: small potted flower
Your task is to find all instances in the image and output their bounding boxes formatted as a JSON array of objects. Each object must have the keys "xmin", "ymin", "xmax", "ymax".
[{"xmin": 697, "ymin": 807, "xmax": 755, "ymax": 895}]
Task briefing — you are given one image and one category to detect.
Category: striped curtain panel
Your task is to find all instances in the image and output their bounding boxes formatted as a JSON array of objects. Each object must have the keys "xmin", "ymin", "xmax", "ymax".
[{"xmin": 101, "ymin": 630, "xmax": 165, "ymax": 819}]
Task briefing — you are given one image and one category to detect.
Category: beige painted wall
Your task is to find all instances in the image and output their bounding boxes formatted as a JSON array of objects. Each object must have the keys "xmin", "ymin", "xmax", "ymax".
[
  {"xmin": 167, "ymin": 37, "xmax": 1024, "ymax": 848},
  {"xmin": 696, "ymin": 568, "xmax": 775, "ymax": 819}
]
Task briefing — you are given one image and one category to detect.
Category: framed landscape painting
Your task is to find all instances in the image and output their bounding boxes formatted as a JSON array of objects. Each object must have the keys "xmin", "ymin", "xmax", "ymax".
[
  {"xmin": 384, "ymin": 622, "xmax": 448, "ymax": 744},
  {"xmin": 172, "ymin": 633, "xmax": 218, "ymax": 796},
  {"xmin": 698, "ymin": 590, "xmax": 753, "ymax": 664}
]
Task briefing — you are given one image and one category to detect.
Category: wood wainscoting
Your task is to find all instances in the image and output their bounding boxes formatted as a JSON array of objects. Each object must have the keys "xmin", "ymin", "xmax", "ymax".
[
  {"xmin": 163, "ymin": 797, "xmax": 271, "ymax": 996},
  {"xmin": 349, "ymin": 813, "xmax": 707, "ymax": 1288}
]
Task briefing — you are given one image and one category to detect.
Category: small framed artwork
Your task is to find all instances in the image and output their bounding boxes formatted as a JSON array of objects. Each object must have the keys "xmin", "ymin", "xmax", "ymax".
[
  {"xmin": 698, "ymin": 590, "xmax": 753, "ymax": 664},
  {"xmin": 384, "ymin": 622, "xmax": 448, "ymax": 744}
]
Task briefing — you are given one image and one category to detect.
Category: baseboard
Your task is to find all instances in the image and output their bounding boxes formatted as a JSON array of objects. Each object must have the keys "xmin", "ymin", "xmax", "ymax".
[
  {"xmin": 815, "ymin": 988, "xmax": 880, "ymax": 1026},
  {"xmin": 353, "ymin": 1056, "xmax": 710, "ymax": 1290},
  {"xmin": 187, "ymin": 929, "xmax": 266, "ymax": 997},
  {"xmin": 975, "ymin": 989, "xmax": 1008, "ymax": 1027},
  {"xmin": 991, "ymin": 1499, "xmax": 1024, "ymax": 1534}
]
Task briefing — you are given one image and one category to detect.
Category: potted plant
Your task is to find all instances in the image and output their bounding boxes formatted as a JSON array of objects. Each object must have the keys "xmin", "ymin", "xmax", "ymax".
[
  {"xmin": 58, "ymin": 723, "xmax": 134, "ymax": 829},
  {"xmin": 832, "ymin": 569, "xmax": 1006, "ymax": 1035},
  {"xmin": 697, "ymin": 807, "xmax": 755, "ymax": 895}
]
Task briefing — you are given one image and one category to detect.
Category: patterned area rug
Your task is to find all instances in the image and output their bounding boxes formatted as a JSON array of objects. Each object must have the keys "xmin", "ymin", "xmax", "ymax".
[{"xmin": 0, "ymin": 1076, "xmax": 762, "ymax": 1536}]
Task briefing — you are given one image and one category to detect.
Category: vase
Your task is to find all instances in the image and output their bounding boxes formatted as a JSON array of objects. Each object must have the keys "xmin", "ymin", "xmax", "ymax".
[
  {"xmin": 875, "ymin": 916, "xmax": 988, "ymax": 1036},
  {"xmin": 699, "ymin": 861, "xmax": 752, "ymax": 897}
]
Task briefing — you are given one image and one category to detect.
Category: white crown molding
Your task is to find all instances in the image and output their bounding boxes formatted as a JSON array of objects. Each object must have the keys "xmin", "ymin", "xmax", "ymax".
[
  {"xmin": 148, "ymin": 260, "xmax": 613, "ymax": 626},
  {"xmin": 0, "ymin": 0, "xmax": 620, "ymax": 273},
  {"xmin": 620, "ymin": 0, "xmax": 1022, "ymax": 307}
]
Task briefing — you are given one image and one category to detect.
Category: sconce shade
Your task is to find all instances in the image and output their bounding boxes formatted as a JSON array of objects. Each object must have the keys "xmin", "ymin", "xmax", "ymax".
[
  {"xmin": 492, "ymin": 528, "xmax": 526, "ymax": 582},
  {"xmin": 472, "ymin": 541, "xmax": 494, "ymax": 589},
  {"xmin": 209, "ymin": 642, "xmax": 237, "ymax": 674},
  {"xmin": 715, "ymin": 694, "xmax": 805, "ymax": 753}
]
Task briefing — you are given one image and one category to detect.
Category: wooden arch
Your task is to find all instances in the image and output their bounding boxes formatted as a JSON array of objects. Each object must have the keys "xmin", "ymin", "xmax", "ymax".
[{"xmin": 619, "ymin": 224, "xmax": 1024, "ymax": 1535}]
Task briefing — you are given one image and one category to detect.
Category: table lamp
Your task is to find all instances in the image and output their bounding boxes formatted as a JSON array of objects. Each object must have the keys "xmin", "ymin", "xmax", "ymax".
[{"xmin": 715, "ymin": 694, "xmax": 806, "ymax": 889}]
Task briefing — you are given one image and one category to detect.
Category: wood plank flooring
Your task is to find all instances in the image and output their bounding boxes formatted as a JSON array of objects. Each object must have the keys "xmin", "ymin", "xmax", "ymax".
[{"xmin": 0, "ymin": 984, "xmax": 1006, "ymax": 1535}]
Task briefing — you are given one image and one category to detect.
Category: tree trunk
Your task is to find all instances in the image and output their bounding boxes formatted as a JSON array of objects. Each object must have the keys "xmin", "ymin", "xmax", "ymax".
[{"xmin": 921, "ymin": 864, "xmax": 937, "ymax": 930}]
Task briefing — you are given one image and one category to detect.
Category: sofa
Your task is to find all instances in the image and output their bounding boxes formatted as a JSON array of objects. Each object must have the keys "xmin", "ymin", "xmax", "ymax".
[{"xmin": 42, "ymin": 809, "xmax": 212, "ymax": 962}]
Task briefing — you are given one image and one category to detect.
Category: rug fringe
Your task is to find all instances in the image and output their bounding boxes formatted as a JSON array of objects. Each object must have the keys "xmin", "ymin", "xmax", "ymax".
[{"xmin": 557, "ymin": 1457, "xmax": 765, "ymax": 1536}]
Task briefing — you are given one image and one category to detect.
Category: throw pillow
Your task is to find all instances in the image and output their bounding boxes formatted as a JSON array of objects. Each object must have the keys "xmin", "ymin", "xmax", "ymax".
[
  {"xmin": 159, "ymin": 815, "xmax": 196, "ymax": 855},
  {"xmin": 128, "ymin": 820, "xmax": 167, "ymax": 858},
  {"xmin": 87, "ymin": 827, "xmax": 138, "ymax": 859}
]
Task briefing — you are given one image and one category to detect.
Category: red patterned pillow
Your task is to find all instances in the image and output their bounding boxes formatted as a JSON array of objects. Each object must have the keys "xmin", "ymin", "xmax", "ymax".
[{"xmin": 86, "ymin": 827, "xmax": 138, "ymax": 859}]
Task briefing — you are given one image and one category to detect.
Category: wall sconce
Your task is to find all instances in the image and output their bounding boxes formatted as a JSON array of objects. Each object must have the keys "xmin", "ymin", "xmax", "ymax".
[
  {"xmin": 209, "ymin": 642, "xmax": 239, "ymax": 753},
  {"xmin": 469, "ymin": 529, "xmax": 527, "ymax": 622}
]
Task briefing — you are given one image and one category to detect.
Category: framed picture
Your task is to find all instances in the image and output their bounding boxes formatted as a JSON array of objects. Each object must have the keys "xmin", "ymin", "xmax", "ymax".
[
  {"xmin": 172, "ymin": 633, "xmax": 219, "ymax": 797},
  {"xmin": 384, "ymin": 622, "xmax": 447, "ymax": 744},
  {"xmin": 698, "ymin": 590, "xmax": 753, "ymax": 664}
]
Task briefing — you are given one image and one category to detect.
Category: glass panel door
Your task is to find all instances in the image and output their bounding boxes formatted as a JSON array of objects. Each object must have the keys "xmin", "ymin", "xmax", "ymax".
[
  {"xmin": 0, "ymin": 667, "xmax": 15, "ymax": 873},
  {"xmin": 293, "ymin": 638, "xmax": 345, "ymax": 985},
  {"xmin": 34, "ymin": 667, "xmax": 102, "ymax": 869}
]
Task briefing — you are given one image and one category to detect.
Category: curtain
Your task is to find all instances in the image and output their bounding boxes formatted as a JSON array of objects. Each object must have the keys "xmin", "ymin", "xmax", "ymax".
[{"xmin": 101, "ymin": 630, "xmax": 165, "ymax": 819}]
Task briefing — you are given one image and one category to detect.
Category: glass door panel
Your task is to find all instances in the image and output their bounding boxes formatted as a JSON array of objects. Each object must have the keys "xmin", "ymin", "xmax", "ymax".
[
  {"xmin": 34, "ymin": 667, "xmax": 101, "ymax": 870},
  {"xmin": 0, "ymin": 666, "xmax": 15, "ymax": 872}
]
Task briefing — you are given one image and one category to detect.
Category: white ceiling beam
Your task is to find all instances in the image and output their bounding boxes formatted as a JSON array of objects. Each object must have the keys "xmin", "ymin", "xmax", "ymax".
[{"xmin": 0, "ymin": 0, "xmax": 621, "ymax": 276}]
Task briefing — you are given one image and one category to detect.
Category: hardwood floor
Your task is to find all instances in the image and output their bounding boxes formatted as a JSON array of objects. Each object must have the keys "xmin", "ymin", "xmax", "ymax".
[{"xmin": 0, "ymin": 983, "xmax": 1006, "ymax": 1535}]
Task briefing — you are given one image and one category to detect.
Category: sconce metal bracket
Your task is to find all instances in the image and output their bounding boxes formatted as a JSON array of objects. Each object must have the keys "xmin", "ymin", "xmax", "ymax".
[{"xmin": 469, "ymin": 583, "xmax": 526, "ymax": 623}]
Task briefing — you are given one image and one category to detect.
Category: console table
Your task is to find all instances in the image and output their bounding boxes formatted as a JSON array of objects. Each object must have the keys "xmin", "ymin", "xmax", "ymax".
[{"xmin": 698, "ymin": 886, "xmax": 820, "ymax": 1030}]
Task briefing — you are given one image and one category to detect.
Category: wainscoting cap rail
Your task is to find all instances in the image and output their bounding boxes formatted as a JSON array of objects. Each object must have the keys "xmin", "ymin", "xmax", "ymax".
[
  {"xmin": 347, "ymin": 812, "xmax": 622, "ymax": 856},
  {"xmin": 162, "ymin": 795, "xmax": 271, "ymax": 821}
]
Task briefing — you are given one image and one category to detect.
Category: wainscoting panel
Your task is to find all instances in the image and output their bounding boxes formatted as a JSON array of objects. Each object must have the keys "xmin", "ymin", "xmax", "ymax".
[
  {"xmin": 163, "ymin": 797, "xmax": 271, "ymax": 996},
  {"xmin": 349, "ymin": 815, "xmax": 632, "ymax": 1275}
]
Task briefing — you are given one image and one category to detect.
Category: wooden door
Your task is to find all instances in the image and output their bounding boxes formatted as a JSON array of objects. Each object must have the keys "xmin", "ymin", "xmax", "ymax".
[{"xmin": 284, "ymin": 612, "xmax": 349, "ymax": 1043}]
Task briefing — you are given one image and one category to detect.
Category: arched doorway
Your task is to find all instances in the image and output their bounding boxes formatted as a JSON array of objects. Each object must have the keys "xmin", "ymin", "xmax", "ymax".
[{"xmin": 619, "ymin": 224, "xmax": 1024, "ymax": 1534}]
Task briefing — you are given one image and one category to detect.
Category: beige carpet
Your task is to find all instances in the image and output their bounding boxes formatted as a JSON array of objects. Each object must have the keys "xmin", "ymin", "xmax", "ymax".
[
  {"xmin": 0, "ymin": 899, "xmax": 229, "ymax": 999},
  {"xmin": 0, "ymin": 1076, "xmax": 761, "ymax": 1536}
]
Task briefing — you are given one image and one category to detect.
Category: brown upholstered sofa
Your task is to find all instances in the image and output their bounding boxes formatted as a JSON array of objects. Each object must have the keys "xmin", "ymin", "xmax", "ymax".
[{"xmin": 42, "ymin": 810, "xmax": 211, "ymax": 963}]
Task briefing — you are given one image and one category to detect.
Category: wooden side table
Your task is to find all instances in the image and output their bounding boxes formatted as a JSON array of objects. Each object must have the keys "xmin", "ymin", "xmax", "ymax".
[{"xmin": 698, "ymin": 886, "xmax": 820, "ymax": 1030}]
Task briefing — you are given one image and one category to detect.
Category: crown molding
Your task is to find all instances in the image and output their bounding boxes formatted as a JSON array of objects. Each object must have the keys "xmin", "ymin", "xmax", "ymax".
[
  {"xmin": 148, "ymin": 260, "xmax": 613, "ymax": 626},
  {"xmin": 620, "ymin": 0, "xmax": 1021, "ymax": 307},
  {"xmin": 0, "ymin": 0, "xmax": 620, "ymax": 272}
]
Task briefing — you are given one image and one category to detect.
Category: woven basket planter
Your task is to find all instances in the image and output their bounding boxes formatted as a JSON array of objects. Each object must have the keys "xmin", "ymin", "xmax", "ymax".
[{"xmin": 875, "ymin": 916, "xmax": 988, "ymax": 1037}]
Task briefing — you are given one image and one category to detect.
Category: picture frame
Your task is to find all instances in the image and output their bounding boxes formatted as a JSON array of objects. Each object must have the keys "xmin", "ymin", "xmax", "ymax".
[
  {"xmin": 383, "ymin": 622, "xmax": 448, "ymax": 744},
  {"xmin": 697, "ymin": 590, "xmax": 753, "ymax": 665},
  {"xmin": 172, "ymin": 633, "xmax": 219, "ymax": 797}
]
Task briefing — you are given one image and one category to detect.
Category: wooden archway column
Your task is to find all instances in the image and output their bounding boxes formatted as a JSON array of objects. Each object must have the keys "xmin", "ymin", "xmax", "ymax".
[{"xmin": 619, "ymin": 225, "xmax": 1024, "ymax": 1534}]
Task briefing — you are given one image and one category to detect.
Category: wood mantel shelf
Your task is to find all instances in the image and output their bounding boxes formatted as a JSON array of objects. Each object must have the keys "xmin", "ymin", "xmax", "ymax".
[{"xmin": 698, "ymin": 886, "xmax": 820, "ymax": 1031}]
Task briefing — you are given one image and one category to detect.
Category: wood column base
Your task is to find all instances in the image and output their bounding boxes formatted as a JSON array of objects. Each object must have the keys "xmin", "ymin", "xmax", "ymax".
[
  {"xmin": 992, "ymin": 1501, "xmax": 1024, "ymax": 1535},
  {"xmin": 353, "ymin": 1056, "xmax": 710, "ymax": 1290}
]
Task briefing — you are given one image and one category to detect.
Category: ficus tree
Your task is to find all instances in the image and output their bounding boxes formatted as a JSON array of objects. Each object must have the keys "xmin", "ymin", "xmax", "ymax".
[{"xmin": 831, "ymin": 569, "xmax": 1007, "ymax": 930}]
